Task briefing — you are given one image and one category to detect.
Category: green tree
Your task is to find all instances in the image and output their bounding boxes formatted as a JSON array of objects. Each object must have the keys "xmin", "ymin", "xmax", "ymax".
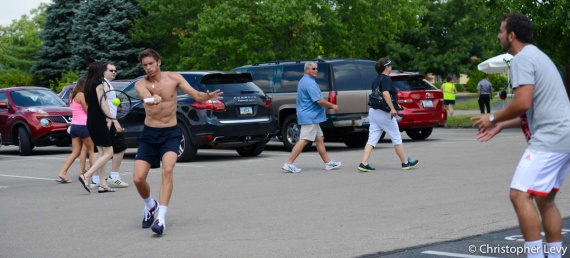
[
  {"xmin": 131, "ymin": 0, "xmax": 209, "ymax": 70},
  {"xmin": 135, "ymin": 0, "xmax": 426, "ymax": 71},
  {"xmin": 386, "ymin": 0, "xmax": 497, "ymax": 77},
  {"xmin": 69, "ymin": 0, "xmax": 143, "ymax": 78},
  {"xmin": 0, "ymin": 4, "xmax": 47, "ymax": 86},
  {"xmin": 178, "ymin": 0, "xmax": 331, "ymax": 70},
  {"xmin": 32, "ymin": 0, "xmax": 81, "ymax": 87}
]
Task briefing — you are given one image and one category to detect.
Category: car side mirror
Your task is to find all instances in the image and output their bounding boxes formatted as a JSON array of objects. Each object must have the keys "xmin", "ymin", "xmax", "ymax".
[{"xmin": 0, "ymin": 101, "xmax": 7, "ymax": 108}]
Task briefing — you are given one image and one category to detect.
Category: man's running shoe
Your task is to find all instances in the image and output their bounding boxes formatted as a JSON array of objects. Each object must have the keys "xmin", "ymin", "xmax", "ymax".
[
  {"xmin": 325, "ymin": 160, "xmax": 342, "ymax": 170},
  {"xmin": 151, "ymin": 219, "xmax": 165, "ymax": 235},
  {"xmin": 142, "ymin": 200, "xmax": 158, "ymax": 228},
  {"xmin": 358, "ymin": 163, "xmax": 376, "ymax": 172},
  {"xmin": 106, "ymin": 177, "xmax": 129, "ymax": 188},
  {"xmin": 89, "ymin": 181, "xmax": 99, "ymax": 190},
  {"xmin": 282, "ymin": 163, "xmax": 301, "ymax": 173},
  {"xmin": 401, "ymin": 157, "xmax": 419, "ymax": 170}
]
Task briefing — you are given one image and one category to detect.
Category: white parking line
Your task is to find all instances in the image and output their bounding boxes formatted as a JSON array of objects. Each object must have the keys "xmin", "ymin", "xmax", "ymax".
[
  {"xmin": 0, "ymin": 174, "xmax": 55, "ymax": 181},
  {"xmin": 421, "ymin": 250, "xmax": 499, "ymax": 258}
]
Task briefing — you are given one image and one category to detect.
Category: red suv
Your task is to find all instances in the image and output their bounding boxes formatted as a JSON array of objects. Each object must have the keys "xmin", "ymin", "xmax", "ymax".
[
  {"xmin": 389, "ymin": 73, "xmax": 447, "ymax": 140},
  {"xmin": 0, "ymin": 87, "xmax": 72, "ymax": 155}
]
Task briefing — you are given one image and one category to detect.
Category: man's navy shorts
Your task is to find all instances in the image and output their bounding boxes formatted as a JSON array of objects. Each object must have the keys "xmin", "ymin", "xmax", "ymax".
[
  {"xmin": 135, "ymin": 125, "xmax": 182, "ymax": 168},
  {"xmin": 443, "ymin": 100, "xmax": 456, "ymax": 105}
]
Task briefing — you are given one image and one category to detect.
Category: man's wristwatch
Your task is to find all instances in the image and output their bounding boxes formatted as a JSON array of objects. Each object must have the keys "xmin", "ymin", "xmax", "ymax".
[{"xmin": 489, "ymin": 114, "xmax": 496, "ymax": 124}]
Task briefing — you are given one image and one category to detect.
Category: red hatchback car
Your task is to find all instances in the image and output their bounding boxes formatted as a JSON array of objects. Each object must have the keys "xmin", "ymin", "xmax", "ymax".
[
  {"xmin": 390, "ymin": 73, "xmax": 448, "ymax": 140},
  {"xmin": 0, "ymin": 87, "xmax": 72, "ymax": 155}
]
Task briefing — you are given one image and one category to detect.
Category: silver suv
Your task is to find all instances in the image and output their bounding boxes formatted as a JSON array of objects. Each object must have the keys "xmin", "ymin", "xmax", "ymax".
[{"xmin": 234, "ymin": 59, "xmax": 447, "ymax": 150}]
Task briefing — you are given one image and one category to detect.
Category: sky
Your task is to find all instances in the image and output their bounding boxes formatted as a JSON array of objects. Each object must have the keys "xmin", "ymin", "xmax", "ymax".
[{"xmin": 0, "ymin": 0, "xmax": 52, "ymax": 26}]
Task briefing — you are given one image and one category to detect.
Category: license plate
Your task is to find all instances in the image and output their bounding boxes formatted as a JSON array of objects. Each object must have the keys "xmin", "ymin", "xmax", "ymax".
[
  {"xmin": 361, "ymin": 115, "xmax": 369, "ymax": 125},
  {"xmin": 240, "ymin": 106, "xmax": 253, "ymax": 115},
  {"xmin": 422, "ymin": 100, "xmax": 433, "ymax": 108}
]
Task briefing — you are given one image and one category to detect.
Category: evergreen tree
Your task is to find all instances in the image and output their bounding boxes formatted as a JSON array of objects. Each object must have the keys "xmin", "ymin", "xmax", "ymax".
[
  {"xmin": 69, "ymin": 0, "xmax": 143, "ymax": 79},
  {"xmin": 31, "ymin": 0, "xmax": 80, "ymax": 87}
]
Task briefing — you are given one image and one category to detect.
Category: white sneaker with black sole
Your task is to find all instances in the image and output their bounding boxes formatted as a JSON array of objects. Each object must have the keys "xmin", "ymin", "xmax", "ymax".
[{"xmin": 106, "ymin": 177, "xmax": 129, "ymax": 188}]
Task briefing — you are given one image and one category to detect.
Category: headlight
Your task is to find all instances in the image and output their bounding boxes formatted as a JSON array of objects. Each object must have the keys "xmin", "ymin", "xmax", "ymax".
[{"xmin": 40, "ymin": 118, "xmax": 51, "ymax": 127}]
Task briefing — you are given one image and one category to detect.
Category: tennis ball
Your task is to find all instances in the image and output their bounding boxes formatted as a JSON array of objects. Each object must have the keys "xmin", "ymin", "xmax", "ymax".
[{"xmin": 112, "ymin": 98, "xmax": 121, "ymax": 106}]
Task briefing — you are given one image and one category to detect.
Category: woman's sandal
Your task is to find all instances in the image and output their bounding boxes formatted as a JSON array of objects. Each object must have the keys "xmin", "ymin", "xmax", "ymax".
[
  {"xmin": 78, "ymin": 174, "xmax": 91, "ymax": 193},
  {"xmin": 98, "ymin": 186, "xmax": 116, "ymax": 193}
]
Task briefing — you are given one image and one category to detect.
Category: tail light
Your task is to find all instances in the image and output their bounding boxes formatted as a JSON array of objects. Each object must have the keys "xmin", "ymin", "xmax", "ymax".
[
  {"xmin": 264, "ymin": 98, "xmax": 272, "ymax": 109},
  {"xmin": 328, "ymin": 91, "xmax": 337, "ymax": 105},
  {"xmin": 397, "ymin": 91, "xmax": 413, "ymax": 103},
  {"xmin": 191, "ymin": 100, "xmax": 226, "ymax": 111}
]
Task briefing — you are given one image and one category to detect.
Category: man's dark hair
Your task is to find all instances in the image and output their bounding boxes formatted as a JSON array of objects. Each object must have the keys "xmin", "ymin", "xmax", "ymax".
[
  {"xmin": 502, "ymin": 13, "xmax": 533, "ymax": 44},
  {"xmin": 138, "ymin": 48, "xmax": 161, "ymax": 62}
]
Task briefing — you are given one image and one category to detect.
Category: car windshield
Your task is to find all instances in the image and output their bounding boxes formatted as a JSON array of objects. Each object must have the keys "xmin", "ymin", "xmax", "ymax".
[
  {"xmin": 392, "ymin": 77, "xmax": 438, "ymax": 91},
  {"xmin": 12, "ymin": 90, "xmax": 66, "ymax": 107}
]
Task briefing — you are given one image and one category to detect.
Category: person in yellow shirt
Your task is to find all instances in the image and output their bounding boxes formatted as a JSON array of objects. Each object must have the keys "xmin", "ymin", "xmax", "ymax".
[{"xmin": 441, "ymin": 76, "xmax": 457, "ymax": 115}]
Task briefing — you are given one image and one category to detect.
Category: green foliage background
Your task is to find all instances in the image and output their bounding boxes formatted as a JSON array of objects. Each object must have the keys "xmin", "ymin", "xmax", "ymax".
[{"xmin": 1, "ymin": 0, "xmax": 570, "ymax": 91}]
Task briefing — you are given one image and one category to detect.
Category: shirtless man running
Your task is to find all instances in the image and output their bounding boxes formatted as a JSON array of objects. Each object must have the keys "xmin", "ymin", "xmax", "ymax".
[{"xmin": 133, "ymin": 48, "xmax": 222, "ymax": 235}]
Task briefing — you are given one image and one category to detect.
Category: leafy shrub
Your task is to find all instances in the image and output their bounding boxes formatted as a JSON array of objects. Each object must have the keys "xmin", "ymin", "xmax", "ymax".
[
  {"xmin": 50, "ymin": 70, "xmax": 79, "ymax": 92},
  {"xmin": 0, "ymin": 69, "xmax": 35, "ymax": 88}
]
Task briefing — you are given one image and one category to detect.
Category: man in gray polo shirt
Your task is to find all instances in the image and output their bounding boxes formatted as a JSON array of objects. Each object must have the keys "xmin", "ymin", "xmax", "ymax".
[
  {"xmin": 477, "ymin": 73, "xmax": 493, "ymax": 114},
  {"xmin": 472, "ymin": 13, "xmax": 570, "ymax": 258}
]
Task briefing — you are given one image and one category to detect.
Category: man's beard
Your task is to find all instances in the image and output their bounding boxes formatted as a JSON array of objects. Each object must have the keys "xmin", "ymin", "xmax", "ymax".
[{"xmin": 500, "ymin": 39, "xmax": 511, "ymax": 52}]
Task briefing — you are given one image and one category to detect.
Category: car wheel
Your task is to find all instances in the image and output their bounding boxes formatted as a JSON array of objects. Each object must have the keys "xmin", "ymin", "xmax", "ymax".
[
  {"xmin": 281, "ymin": 115, "xmax": 311, "ymax": 152},
  {"xmin": 342, "ymin": 133, "xmax": 368, "ymax": 148},
  {"xmin": 18, "ymin": 127, "xmax": 33, "ymax": 156},
  {"xmin": 177, "ymin": 123, "xmax": 197, "ymax": 162},
  {"xmin": 405, "ymin": 127, "xmax": 433, "ymax": 140},
  {"xmin": 236, "ymin": 141, "xmax": 267, "ymax": 157}
]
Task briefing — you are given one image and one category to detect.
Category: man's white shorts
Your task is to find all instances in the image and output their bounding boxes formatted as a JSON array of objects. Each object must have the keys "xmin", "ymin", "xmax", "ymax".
[
  {"xmin": 510, "ymin": 149, "xmax": 570, "ymax": 196},
  {"xmin": 300, "ymin": 124, "xmax": 324, "ymax": 141}
]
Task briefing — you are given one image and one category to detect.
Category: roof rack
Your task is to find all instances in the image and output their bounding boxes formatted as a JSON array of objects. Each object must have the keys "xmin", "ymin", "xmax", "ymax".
[{"xmin": 252, "ymin": 59, "xmax": 326, "ymax": 66}]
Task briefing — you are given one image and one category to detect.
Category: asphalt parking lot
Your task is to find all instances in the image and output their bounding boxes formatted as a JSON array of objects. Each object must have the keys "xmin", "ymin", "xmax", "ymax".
[{"xmin": 1, "ymin": 128, "xmax": 569, "ymax": 258}]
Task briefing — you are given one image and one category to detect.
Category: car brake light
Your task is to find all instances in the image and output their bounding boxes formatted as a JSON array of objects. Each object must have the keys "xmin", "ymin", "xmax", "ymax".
[
  {"xmin": 264, "ymin": 98, "xmax": 272, "ymax": 108},
  {"xmin": 397, "ymin": 92, "xmax": 413, "ymax": 103},
  {"xmin": 328, "ymin": 91, "xmax": 337, "ymax": 105},
  {"xmin": 191, "ymin": 100, "xmax": 226, "ymax": 111}
]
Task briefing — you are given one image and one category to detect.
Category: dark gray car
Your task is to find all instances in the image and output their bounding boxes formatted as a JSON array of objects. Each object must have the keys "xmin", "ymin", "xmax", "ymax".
[{"xmin": 119, "ymin": 72, "xmax": 276, "ymax": 162}]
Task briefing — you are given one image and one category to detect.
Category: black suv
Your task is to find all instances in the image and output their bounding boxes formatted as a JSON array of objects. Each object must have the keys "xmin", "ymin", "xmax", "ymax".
[
  {"xmin": 119, "ymin": 72, "xmax": 275, "ymax": 162},
  {"xmin": 233, "ymin": 59, "xmax": 447, "ymax": 150}
]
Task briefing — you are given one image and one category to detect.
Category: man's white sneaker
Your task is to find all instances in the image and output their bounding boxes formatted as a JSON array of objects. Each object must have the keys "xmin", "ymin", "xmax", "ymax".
[
  {"xmin": 325, "ymin": 160, "xmax": 342, "ymax": 170},
  {"xmin": 106, "ymin": 177, "xmax": 129, "ymax": 188},
  {"xmin": 282, "ymin": 162, "xmax": 301, "ymax": 173}
]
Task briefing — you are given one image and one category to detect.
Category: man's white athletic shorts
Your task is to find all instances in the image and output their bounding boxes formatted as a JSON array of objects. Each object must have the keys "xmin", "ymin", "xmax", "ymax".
[
  {"xmin": 510, "ymin": 149, "xmax": 570, "ymax": 196},
  {"xmin": 300, "ymin": 124, "xmax": 324, "ymax": 141}
]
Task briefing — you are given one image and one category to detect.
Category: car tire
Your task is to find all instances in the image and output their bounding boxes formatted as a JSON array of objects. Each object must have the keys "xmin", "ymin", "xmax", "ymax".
[
  {"xmin": 281, "ymin": 114, "xmax": 311, "ymax": 152},
  {"xmin": 18, "ymin": 127, "xmax": 33, "ymax": 156},
  {"xmin": 236, "ymin": 141, "xmax": 266, "ymax": 157},
  {"xmin": 342, "ymin": 133, "xmax": 368, "ymax": 148},
  {"xmin": 405, "ymin": 127, "xmax": 433, "ymax": 140},
  {"xmin": 177, "ymin": 123, "xmax": 197, "ymax": 162}
]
